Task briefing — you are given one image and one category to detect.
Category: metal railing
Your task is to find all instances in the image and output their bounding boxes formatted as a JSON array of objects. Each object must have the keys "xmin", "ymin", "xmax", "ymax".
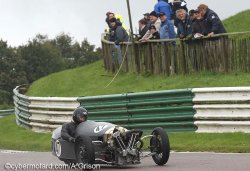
[
  {"xmin": 78, "ymin": 89, "xmax": 196, "ymax": 132},
  {"xmin": 193, "ymin": 87, "xmax": 250, "ymax": 133},
  {"xmin": 13, "ymin": 85, "xmax": 79, "ymax": 132},
  {"xmin": 0, "ymin": 109, "xmax": 14, "ymax": 117},
  {"xmin": 13, "ymin": 85, "xmax": 250, "ymax": 133}
]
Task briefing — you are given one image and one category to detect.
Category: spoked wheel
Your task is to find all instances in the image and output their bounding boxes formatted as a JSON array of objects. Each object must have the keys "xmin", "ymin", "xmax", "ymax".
[
  {"xmin": 150, "ymin": 127, "xmax": 170, "ymax": 165},
  {"xmin": 75, "ymin": 135, "xmax": 95, "ymax": 169}
]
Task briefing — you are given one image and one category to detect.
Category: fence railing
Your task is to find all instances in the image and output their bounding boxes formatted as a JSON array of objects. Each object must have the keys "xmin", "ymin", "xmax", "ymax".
[{"xmin": 102, "ymin": 32, "xmax": 250, "ymax": 75}]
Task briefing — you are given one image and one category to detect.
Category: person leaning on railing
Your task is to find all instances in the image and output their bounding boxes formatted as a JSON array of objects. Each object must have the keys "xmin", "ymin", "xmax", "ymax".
[
  {"xmin": 159, "ymin": 12, "xmax": 176, "ymax": 40},
  {"xmin": 139, "ymin": 11, "xmax": 161, "ymax": 42},
  {"xmin": 197, "ymin": 4, "xmax": 227, "ymax": 37},
  {"xmin": 176, "ymin": 9, "xmax": 193, "ymax": 39},
  {"xmin": 189, "ymin": 9, "xmax": 206, "ymax": 39}
]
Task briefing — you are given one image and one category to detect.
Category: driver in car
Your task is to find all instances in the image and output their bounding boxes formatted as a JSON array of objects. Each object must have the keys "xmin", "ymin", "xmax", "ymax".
[{"xmin": 61, "ymin": 107, "xmax": 88, "ymax": 143}]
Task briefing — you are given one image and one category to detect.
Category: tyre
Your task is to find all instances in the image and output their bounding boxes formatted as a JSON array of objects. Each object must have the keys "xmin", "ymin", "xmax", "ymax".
[
  {"xmin": 150, "ymin": 127, "xmax": 170, "ymax": 165},
  {"xmin": 75, "ymin": 135, "xmax": 95, "ymax": 167}
]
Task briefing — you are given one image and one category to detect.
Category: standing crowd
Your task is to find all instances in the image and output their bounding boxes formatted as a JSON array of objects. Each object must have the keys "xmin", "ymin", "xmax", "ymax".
[{"xmin": 105, "ymin": 0, "xmax": 227, "ymax": 44}]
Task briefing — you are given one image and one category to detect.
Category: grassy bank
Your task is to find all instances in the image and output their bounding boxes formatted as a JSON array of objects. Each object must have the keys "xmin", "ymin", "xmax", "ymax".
[
  {"xmin": 1, "ymin": 115, "xmax": 250, "ymax": 153},
  {"xmin": 27, "ymin": 60, "xmax": 250, "ymax": 97},
  {"xmin": 223, "ymin": 9, "xmax": 250, "ymax": 32}
]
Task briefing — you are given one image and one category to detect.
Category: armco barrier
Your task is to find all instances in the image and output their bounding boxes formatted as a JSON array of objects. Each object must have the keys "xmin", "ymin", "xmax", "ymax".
[
  {"xmin": 0, "ymin": 109, "xmax": 14, "ymax": 117},
  {"xmin": 13, "ymin": 86, "xmax": 31, "ymax": 129},
  {"xmin": 78, "ymin": 89, "xmax": 196, "ymax": 132},
  {"xmin": 13, "ymin": 86, "xmax": 250, "ymax": 133},
  {"xmin": 193, "ymin": 87, "xmax": 250, "ymax": 133},
  {"xmin": 13, "ymin": 86, "xmax": 80, "ymax": 132}
]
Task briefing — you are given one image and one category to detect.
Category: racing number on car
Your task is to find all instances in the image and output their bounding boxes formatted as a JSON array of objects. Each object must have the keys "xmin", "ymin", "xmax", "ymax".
[{"xmin": 94, "ymin": 125, "xmax": 109, "ymax": 133}]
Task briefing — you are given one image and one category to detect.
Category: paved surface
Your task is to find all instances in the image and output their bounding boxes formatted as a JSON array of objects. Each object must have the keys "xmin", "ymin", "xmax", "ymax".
[{"xmin": 0, "ymin": 150, "xmax": 250, "ymax": 171}]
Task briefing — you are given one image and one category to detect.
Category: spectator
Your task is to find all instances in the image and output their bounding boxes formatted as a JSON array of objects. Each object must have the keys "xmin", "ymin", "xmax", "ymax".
[
  {"xmin": 190, "ymin": 10, "xmax": 206, "ymax": 38},
  {"xmin": 105, "ymin": 12, "xmax": 128, "ymax": 33},
  {"xmin": 159, "ymin": 12, "xmax": 176, "ymax": 39},
  {"xmin": 143, "ymin": 13, "xmax": 151, "ymax": 27},
  {"xmin": 109, "ymin": 18, "xmax": 128, "ymax": 45},
  {"xmin": 189, "ymin": 9, "xmax": 198, "ymax": 21},
  {"xmin": 110, "ymin": 18, "xmax": 129, "ymax": 64},
  {"xmin": 139, "ymin": 11, "xmax": 161, "ymax": 41},
  {"xmin": 197, "ymin": 4, "xmax": 226, "ymax": 36},
  {"xmin": 171, "ymin": 0, "xmax": 188, "ymax": 26},
  {"xmin": 154, "ymin": 0, "xmax": 173, "ymax": 21},
  {"xmin": 176, "ymin": 9, "xmax": 192, "ymax": 39},
  {"xmin": 105, "ymin": 12, "xmax": 121, "ymax": 42},
  {"xmin": 138, "ymin": 19, "xmax": 150, "ymax": 39},
  {"xmin": 149, "ymin": 25, "xmax": 160, "ymax": 40}
]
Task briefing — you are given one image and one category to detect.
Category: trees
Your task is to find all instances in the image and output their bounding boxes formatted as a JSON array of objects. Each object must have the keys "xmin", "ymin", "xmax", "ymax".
[
  {"xmin": 0, "ymin": 33, "xmax": 102, "ymax": 105},
  {"xmin": 19, "ymin": 35, "xmax": 64, "ymax": 83},
  {"xmin": 0, "ymin": 40, "xmax": 28, "ymax": 104}
]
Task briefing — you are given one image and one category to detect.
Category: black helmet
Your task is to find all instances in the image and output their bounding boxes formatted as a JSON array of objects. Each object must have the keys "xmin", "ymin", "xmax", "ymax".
[{"xmin": 72, "ymin": 107, "xmax": 88, "ymax": 124}]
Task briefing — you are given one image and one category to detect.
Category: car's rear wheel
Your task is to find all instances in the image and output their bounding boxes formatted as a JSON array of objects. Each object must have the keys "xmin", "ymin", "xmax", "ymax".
[
  {"xmin": 150, "ymin": 127, "xmax": 170, "ymax": 165},
  {"xmin": 75, "ymin": 135, "xmax": 95, "ymax": 168}
]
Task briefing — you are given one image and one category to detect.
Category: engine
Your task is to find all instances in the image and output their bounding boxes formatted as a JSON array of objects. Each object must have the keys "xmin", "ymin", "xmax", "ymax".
[{"xmin": 103, "ymin": 126, "xmax": 143, "ymax": 165}]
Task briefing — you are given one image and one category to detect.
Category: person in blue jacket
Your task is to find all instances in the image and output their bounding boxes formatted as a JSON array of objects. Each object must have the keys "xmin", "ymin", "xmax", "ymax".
[
  {"xmin": 159, "ymin": 12, "xmax": 176, "ymax": 40},
  {"xmin": 197, "ymin": 4, "xmax": 226, "ymax": 36},
  {"xmin": 154, "ymin": 0, "xmax": 173, "ymax": 21},
  {"xmin": 176, "ymin": 9, "xmax": 192, "ymax": 39}
]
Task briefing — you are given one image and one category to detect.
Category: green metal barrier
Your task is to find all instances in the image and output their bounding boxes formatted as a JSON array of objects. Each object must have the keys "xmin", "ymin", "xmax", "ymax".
[
  {"xmin": 0, "ymin": 109, "xmax": 14, "ymax": 117},
  {"xmin": 78, "ymin": 89, "xmax": 196, "ymax": 132}
]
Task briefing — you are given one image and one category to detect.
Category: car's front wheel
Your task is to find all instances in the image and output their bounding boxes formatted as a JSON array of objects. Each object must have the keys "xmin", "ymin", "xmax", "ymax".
[
  {"xmin": 75, "ymin": 135, "xmax": 95, "ymax": 167},
  {"xmin": 150, "ymin": 127, "xmax": 170, "ymax": 165}
]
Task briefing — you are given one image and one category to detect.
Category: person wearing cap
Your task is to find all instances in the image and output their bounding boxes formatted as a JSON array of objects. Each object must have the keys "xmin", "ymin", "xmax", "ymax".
[
  {"xmin": 197, "ymin": 4, "xmax": 226, "ymax": 36},
  {"xmin": 149, "ymin": 25, "xmax": 160, "ymax": 40},
  {"xmin": 190, "ymin": 9, "xmax": 206, "ymax": 38},
  {"xmin": 189, "ymin": 9, "xmax": 199, "ymax": 21},
  {"xmin": 109, "ymin": 18, "xmax": 128, "ymax": 45},
  {"xmin": 139, "ymin": 11, "xmax": 161, "ymax": 41},
  {"xmin": 176, "ymin": 9, "xmax": 192, "ymax": 39},
  {"xmin": 159, "ymin": 12, "xmax": 176, "ymax": 40},
  {"xmin": 109, "ymin": 18, "xmax": 129, "ymax": 64},
  {"xmin": 143, "ymin": 13, "xmax": 151, "ymax": 28},
  {"xmin": 154, "ymin": 0, "xmax": 173, "ymax": 21}
]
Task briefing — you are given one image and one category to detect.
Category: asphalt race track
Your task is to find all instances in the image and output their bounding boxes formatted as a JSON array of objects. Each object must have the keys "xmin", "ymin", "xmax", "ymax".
[{"xmin": 0, "ymin": 150, "xmax": 250, "ymax": 171}]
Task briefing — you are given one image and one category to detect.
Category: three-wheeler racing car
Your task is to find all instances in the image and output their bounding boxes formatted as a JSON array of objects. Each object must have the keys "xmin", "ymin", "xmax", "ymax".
[{"xmin": 52, "ymin": 120, "xmax": 170, "ymax": 167}]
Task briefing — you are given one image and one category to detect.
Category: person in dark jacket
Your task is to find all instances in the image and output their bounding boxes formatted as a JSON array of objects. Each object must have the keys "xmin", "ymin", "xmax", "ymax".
[
  {"xmin": 110, "ymin": 18, "xmax": 129, "ymax": 45},
  {"xmin": 110, "ymin": 18, "xmax": 129, "ymax": 64},
  {"xmin": 171, "ymin": 0, "xmax": 188, "ymax": 26},
  {"xmin": 190, "ymin": 10, "xmax": 206, "ymax": 38},
  {"xmin": 61, "ymin": 107, "xmax": 88, "ymax": 143},
  {"xmin": 149, "ymin": 25, "xmax": 160, "ymax": 40},
  {"xmin": 197, "ymin": 4, "xmax": 226, "ymax": 36},
  {"xmin": 176, "ymin": 9, "xmax": 192, "ymax": 39},
  {"xmin": 143, "ymin": 13, "xmax": 151, "ymax": 28},
  {"xmin": 138, "ymin": 18, "xmax": 150, "ymax": 39}
]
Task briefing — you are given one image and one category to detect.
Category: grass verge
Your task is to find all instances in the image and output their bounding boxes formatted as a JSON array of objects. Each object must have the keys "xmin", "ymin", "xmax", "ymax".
[
  {"xmin": 0, "ymin": 115, "xmax": 51, "ymax": 152},
  {"xmin": 1, "ymin": 115, "xmax": 250, "ymax": 153},
  {"xmin": 27, "ymin": 60, "xmax": 250, "ymax": 97}
]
